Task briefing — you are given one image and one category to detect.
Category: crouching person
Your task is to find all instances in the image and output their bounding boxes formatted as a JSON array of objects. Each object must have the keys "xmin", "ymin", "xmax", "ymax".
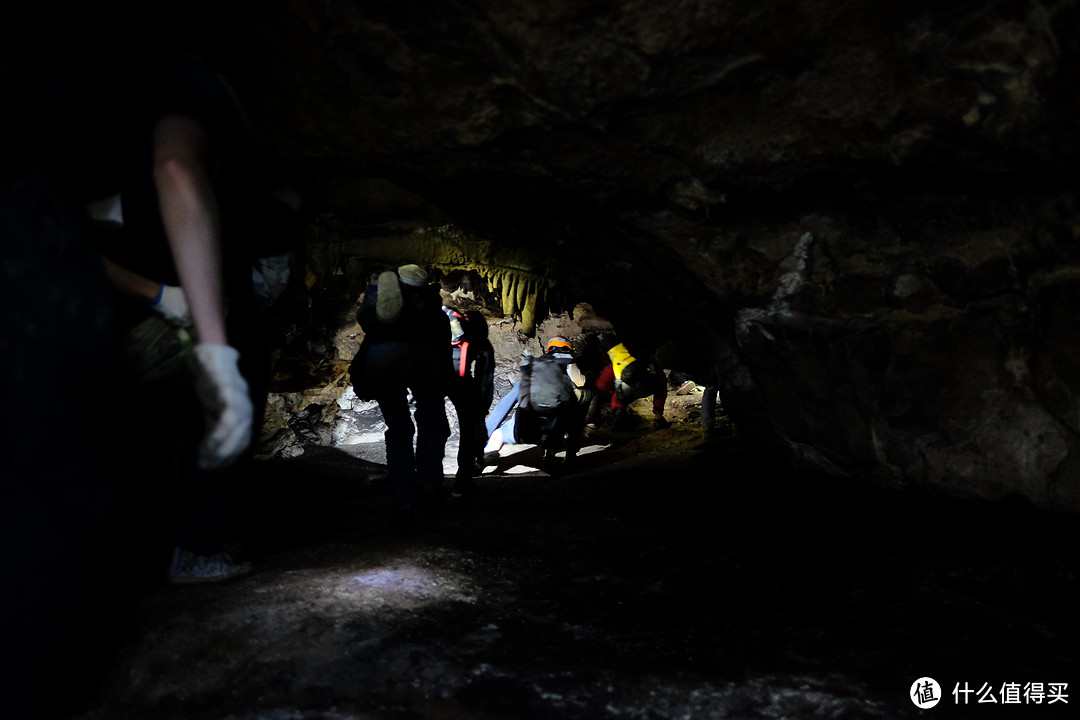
[
  {"xmin": 592, "ymin": 334, "xmax": 669, "ymax": 431},
  {"xmin": 485, "ymin": 338, "xmax": 584, "ymax": 474}
]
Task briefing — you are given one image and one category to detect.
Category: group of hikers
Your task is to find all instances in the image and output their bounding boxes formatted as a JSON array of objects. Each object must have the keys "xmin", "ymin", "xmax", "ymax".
[
  {"xmin": 1, "ymin": 14, "xmax": 710, "ymax": 715},
  {"xmin": 348, "ymin": 263, "xmax": 679, "ymax": 525}
]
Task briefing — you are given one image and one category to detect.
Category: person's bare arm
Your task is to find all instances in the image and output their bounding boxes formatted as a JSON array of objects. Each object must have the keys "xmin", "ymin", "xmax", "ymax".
[
  {"xmin": 101, "ymin": 256, "xmax": 160, "ymax": 303},
  {"xmin": 152, "ymin": 114, "xmax": 227, "ymax": 345},
  {"xmin": 151, "ymin": 112, "xmax": 251, "ymax": 469}
]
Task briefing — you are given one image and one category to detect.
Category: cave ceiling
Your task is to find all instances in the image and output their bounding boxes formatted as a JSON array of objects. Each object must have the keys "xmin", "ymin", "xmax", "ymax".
[{"xmin": 212, "ymin": 0, "xmax": 1079, "ymax": 330}]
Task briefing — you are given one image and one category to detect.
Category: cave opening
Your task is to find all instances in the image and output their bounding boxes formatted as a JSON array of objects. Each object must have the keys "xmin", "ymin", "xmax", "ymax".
[{"xmin": 4, "ymin": 1, "xmax": 1080, "ymax": 719}]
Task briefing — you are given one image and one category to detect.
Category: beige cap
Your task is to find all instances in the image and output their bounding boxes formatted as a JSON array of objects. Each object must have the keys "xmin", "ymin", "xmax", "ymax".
[{"xmin": 397, "ymin": 264, "xmax": 428, "ymax": 287}]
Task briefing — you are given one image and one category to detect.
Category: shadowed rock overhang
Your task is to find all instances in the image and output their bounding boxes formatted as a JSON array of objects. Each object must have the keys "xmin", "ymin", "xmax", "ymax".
[{"xmin": 27, "ymin": 0, "xmax": 1080, "ymax": 512}]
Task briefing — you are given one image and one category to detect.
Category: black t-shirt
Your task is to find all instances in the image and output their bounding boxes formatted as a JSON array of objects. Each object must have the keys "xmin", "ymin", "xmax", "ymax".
[
  {"xmin": 103, "ymin": 53, "xmax": 249, "ymax": 279},
  {"xmin": 86, "ymin": 52, "xmax": 255, "ymax": 331}
]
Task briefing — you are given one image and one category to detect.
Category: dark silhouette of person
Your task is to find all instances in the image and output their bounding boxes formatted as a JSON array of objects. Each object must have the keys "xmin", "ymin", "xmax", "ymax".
[
  {"xmin": 353, "ymin": 265, "xmax": 453, "ymax": 524},
  {"xmin": 444, "ymin": 308, "xmax": 495, "ymax": 497},
  {"xmin": 1, "ymin": 6, "xmax": 124, "ymax": 714},
  {"xmin": 74, "ymin": 31, "xmax": 295, "ymax": 583}
]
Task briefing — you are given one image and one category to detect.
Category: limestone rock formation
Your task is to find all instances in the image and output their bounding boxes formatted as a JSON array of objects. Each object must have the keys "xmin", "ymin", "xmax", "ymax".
[{"xmin": 182, "ymin": 1, "xmax": 1080, "ymax": 511}]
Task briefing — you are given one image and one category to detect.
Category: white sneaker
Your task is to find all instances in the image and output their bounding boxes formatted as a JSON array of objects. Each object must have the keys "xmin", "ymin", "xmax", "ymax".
[
  {"xmin": 676, "ymin": 380, "xmax": 697, "ymax": 395},
  {"xmin": 168, "ymin": 547, "xmax": 252, "ymax": 585}
]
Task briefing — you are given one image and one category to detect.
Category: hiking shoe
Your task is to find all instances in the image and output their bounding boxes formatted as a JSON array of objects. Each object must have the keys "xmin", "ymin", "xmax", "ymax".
[
  {"xmin": 483, "ymin": 451, "xmax": 501, "ymax": 466},
  {"xmin": 168, "ymin": 547, "xmax": 252, "ymax": 585},
  {"xmin": 653, "ymin": 416, "xmax": 671, "ymax": 430},
  {"xmin": 675, "ymin": 380, "xmax": 697, "ymax": 395},
  {"xmin": 376, "ymin": 270, "xmax": 403, "ymax": 323}
]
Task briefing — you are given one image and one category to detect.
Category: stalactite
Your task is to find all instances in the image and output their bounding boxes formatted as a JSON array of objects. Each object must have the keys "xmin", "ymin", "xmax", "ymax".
[
  {"xmin": 320, "ymin": 222, "xmax": 556, "ymax": 334},
  {"xmin": 521, "ymin": 285, "xmax": 537, "ymax": 336},
  {"xmin": 514, "ymin": 274, "xmax": 527, "ymax": 317},
  {"xmin": 501, "ymin": 271, "xmax": 516, "ymax": 316}
]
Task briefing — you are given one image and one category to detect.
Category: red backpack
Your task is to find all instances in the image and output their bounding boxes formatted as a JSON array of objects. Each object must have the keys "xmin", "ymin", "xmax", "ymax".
[{"xmin": 447, "ymin": 308, "xmax": 471, "ymax": 378}]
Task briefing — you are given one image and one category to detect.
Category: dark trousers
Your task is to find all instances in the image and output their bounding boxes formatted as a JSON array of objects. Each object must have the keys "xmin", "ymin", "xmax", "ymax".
[
  {"xmin": 516, "ymin": 402, "xmax": 584, "ymax": 455},
  {"xmin": 448, "ymin": 381, "xmax": 484, "ymax": 481},
  {"xmin": 365, "ymin": 340, "xmax": 450, "ymax": 510},
  {"xmin": 171, "ymin": 378, "xmax": 229, "ymax": 555},
  {"xmin": 120, "ymin": 300, "xmax": 267, "ymax": 558},
  {"xmin": 700, "ymin": 384, "xmax": 720, "ymax": 427},
  {"xmin": 376, "ymin": 386, "xmax": 449, "ymax": 509}
]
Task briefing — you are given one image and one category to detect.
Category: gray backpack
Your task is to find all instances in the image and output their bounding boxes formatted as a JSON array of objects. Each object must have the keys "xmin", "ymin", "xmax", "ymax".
[{"xmin": 524, "ymin": 352, "xmax": 574, "ymax": 411}]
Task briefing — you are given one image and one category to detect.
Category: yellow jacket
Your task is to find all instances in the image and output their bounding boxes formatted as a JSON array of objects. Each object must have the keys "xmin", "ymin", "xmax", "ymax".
[{"xmin": 606, "ymin": 342, "xmax": 636, "ymax": 381}]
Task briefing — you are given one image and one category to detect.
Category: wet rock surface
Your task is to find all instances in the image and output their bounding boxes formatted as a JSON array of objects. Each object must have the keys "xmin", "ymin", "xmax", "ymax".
[{"xmin": 53, "ymin": 425, "xmax": 1080, "ymax": 720}]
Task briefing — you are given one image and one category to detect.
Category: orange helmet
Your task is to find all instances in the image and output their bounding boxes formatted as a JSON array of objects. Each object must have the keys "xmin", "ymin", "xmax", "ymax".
[{"xmin": 546, "ymin": 336, "xmax": 572, "ymax": 353}]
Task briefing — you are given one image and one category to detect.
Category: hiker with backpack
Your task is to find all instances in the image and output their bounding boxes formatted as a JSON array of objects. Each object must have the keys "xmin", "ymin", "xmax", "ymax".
[
  {"xmin": 444, "ymin": 307, "xmax": 495, "ymax": 497},
  {"xmin": 545, "ymin": 335, "xmax": 596, "ymax": 424},
  {"xmin": 352, "ymin": 264, "xmax": 452, "ymax": 525},
  {"xmin": 484, "ymin": 336, "xmax": 587, "ymax": 473},
  {"xmin": 591, "ymin": 334, "xmax": 670, "ymax": 431}
]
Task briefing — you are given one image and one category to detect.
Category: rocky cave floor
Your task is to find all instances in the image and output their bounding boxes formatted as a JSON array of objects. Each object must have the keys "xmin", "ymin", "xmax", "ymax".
[{"xmin": 46, "ymin": 410, "xmax": 1080, "ymax": 720}]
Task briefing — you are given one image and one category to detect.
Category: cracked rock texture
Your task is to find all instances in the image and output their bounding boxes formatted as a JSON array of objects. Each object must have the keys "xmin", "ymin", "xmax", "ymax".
[{"xmin": 195, "ymin": 0, "xmax": 1080, "ymax": 511}]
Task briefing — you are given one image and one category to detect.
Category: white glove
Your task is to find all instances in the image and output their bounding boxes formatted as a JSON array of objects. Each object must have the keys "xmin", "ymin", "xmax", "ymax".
[
  {"xmin": 193, "ymin": 344, "xmax": 253, "ymax": 471},
  {"xmin": 151, "ymin": 284, "xmax": 193, "ymax": 327}
]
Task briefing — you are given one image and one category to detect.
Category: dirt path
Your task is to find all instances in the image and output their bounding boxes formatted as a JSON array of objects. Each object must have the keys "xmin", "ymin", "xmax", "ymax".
[{"xmin": 52, "ymin": 424, "xmax": 1080, "ymax": 720}]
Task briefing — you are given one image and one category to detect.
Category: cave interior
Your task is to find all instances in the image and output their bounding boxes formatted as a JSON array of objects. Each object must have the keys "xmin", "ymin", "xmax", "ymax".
[{"xmin": 3, "ymin": 1, "xmax": 1080, "ymax": 719}]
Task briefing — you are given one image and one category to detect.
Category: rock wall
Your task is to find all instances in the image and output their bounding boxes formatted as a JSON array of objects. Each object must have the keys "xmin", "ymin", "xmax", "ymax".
[
  {"xmin": 211, "ymin": 0, "xmax": 1080, "ymax": 511},
  {"xmin": 689, "ymin": 190, "xmax": 1080, "ymax": 512}
]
